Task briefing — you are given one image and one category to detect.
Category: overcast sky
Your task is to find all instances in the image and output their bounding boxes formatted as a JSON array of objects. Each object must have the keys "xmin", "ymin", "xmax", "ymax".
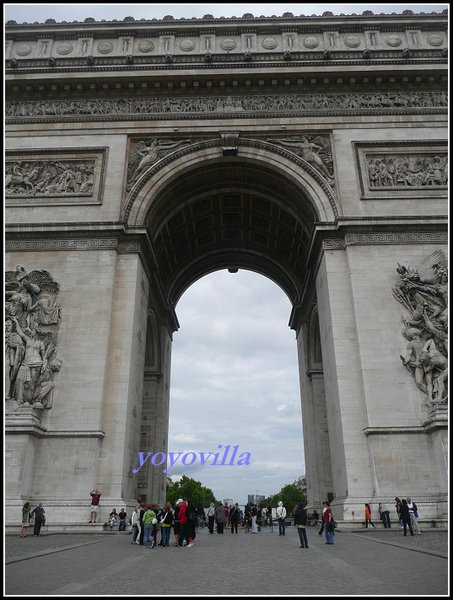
[{"xmin": 4, "ymin": 2, "xmax": 447, "ymax": 505}]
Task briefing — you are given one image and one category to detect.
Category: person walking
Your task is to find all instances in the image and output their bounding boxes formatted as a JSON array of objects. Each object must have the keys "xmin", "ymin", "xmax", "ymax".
[
  {"xmin": 229, "ymin": 503, "xmax": 240, "ymax": 534},
  {"xmin": 399, "ymin": 499, "xmax": 414, "ymax": 536},
  {"xmin": 406, "ymin": 497, "xmax": 421, "ymax": 535},
  {"xmin": 20, "ymin": 502, "xmax": 31, "ymax": 537},
  {"xmin": 379, "ymin": 502, "xmax": 392, "ymax": 528},
  {"xmin": 30, "ymin": 502, "xmax": 46, "ymax": 536},
  {"xmin": 89, "ymin": 489, "xmax": 101, "ymax": 523},
  {"xmin": 276, "ymin": 501, "xmax": 287, "ymax": 536},
  {"xmin": 365, "ymin": 503, "xmax": 376, "ymax": 528},
  {"xmin": 207, "ymin": 502, "xmax": 215, "ymax": 534},
  {"xmin": 322, "ymin": 501, "xmax": 335, "ymax": 545},
  {"xmin": 294, "ymin": 502, "xmax": 309, "ymax": 548}
]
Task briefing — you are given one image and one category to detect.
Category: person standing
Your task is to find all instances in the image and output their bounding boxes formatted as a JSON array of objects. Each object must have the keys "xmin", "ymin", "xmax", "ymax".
[
  {"xmin": 20, "ymin": 502, "xmax": 31, "ymax": 537},
  {"xmin": 178, "ymin": 499, "xmax": 192, "ymax": 547},
  {"xmin": 380, "ymin": 502, "xmax": 392, "ymax": 528},
  {"xmin": 31, "ymin": 502, "xmax": 46, "ymax": 536},
  {"xmin": 322, "ymin": 501, "xmax": 334, "ymax": 545},
  {"xmin": 244, "ymin": 504, "xmax": 251, "ymax": 533},
  {"xmin": 207, "ymin": 502, "xmax": 215, "ymax": 534},
  {"xmin": 406, "ymin": 497, "xmax": 421, "ymax": 535},
  {"xmin": 399, "ymin": 499, "xmax": 414, "ymax": 536},
  {"xmin": 142, "ymin": 504, "xmax": 157, "ymax": 549},
  {"xmin": 365, "ymin": 503, "xmax": 376, "ymax": 528},
  {"xmin": 395, "ymin": 497, "xmax": 403, "ymax": 528},
  {"xmin": 215, "ymin": 503, "xmax": 227, "ymax": 534},
  {"xmin": 139, "ymin": 503, "xmax": 147, "ymax": 545},
  {"xmin": 173, "ymin": 500, "xmax": 182, "ymax": 546},
  {"xmin": 118, "ymin": 508, "xmax": 127, "ymax": 531},
  {"xmin": 158, "ymin": 501, "xmax": 174, "ymax": 547},
  {"xmin": 251, "ymin": 503, "xmax": 259, "ymax": 534},
  {"xmin": 130, "ymin": 504, "xmax": 141, "ymax": 544},
  {"xmin": 294, "ymin": 502, "xmax": 309, "ymax": 548},
  {"xmin": 186, "ymin": 500, "xmax": 197, "ymax": 547},
  {"xmin": 89, "ymin": 489, "xmax": 101, "ymax": 523},
  {"xmin": 229, "ymin": 503, "xmax": 240, "ymax": 534},
  {"xmin": 276, "ymin": 501, "xmax": 287, "ymax": 536}
]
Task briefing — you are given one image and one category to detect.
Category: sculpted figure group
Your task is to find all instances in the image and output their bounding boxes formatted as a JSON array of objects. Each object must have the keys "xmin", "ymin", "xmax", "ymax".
[
  {"xmin": 368, "ymin": 154, "xmax": 447, "ymax": 188},
  {"xmin": 393, "ymin": 251, "xmax": 448, "ymax": 406},
  {"xmin": 5, "ymin": 266, "xmax": 61, "ymax": 409}
]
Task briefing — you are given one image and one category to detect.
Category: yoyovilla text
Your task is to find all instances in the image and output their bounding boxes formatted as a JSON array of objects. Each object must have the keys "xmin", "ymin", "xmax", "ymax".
[{"xmin": 132, "ymin": 444, "xmax": 251, "ymax": 474}]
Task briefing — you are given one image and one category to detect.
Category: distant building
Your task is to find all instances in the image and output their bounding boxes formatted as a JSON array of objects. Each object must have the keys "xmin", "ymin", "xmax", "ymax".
[
  {"xmin": 248, "ymin": 494, "xmax": 265, "ymax": 505},
  {"xmin": 223, "ymin": 498, "xmax": 233, "ymax": 506}
]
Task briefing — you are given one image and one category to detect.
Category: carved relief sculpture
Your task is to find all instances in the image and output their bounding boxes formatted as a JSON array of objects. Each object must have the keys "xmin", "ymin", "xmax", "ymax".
[
  {"xmin": 5, "ymin": 266, "xmax": 62, "ymax": 409},
  {"xmin": 126, "ymin": 138, "xmax": 191, "ymax": 190},
  {"xmin": 5, "ymin": 159, "xmax": 95, "ymax": 197},
  {"xmin": 5, "ymin": 91, "xmax": 448, "ymax": 121},
  {"xmin": 367, "ymin": 154, "xmax": 447, "ymax": 188},
  {"xmin": 393, "ymin": 250, "xmax": 448, "ymax": 406},
  {"xmin": 268, "ymin": 135, "xmax": 334, "ymax": 184}
]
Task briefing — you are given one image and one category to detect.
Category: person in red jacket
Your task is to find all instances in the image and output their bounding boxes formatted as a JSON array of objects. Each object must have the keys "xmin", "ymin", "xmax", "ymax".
[
  {"xmin": 365, "ymin": 503, "xmax": 376, "ymax": 528},
  {"xmin": 177, "ymin": 499, "xmax": 193, "ymax": 547},
  {"xmin": 322, "ymin": 501, "xmax": 335, "ymax": 545}
]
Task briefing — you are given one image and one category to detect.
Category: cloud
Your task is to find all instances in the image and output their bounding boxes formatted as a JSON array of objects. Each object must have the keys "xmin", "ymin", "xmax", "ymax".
[{"xmin": 168, "ymin": 269, "xmax": 305, "ymax": 502}]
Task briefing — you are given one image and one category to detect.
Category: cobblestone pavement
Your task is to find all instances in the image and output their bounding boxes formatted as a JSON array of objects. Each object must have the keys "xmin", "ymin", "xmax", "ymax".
[
  {"xmin": 5, "ymin": 528, "xmax": 448, "ymax": 596},
  {"xmin": 5, "ymin": 533, "xmax": 108, "ymax": 561},
  {"xmin": 351, "ymin": 529, "xmax": 448, "ymax": 555}
]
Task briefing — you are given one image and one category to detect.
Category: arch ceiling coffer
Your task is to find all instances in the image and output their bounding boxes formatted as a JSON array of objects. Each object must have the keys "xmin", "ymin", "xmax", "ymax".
[{"xmin": 143, "ymin": 160, "xmax": 324, "ymax": 307}]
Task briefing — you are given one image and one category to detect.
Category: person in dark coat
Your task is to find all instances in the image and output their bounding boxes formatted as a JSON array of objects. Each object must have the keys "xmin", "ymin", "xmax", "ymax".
[
  {"xmin": 30, "ymin": 502, "xmax": 46, "ymax": 536},
  {"xmin": 229, "ymin": 503, "xmax": 240, "ymax": 534},
  {"xmin": 186, "ymin": 500, "xmax": 197, "ymax": 545},
  {"xmin": 399, "ymin": 499, "xmax": 414, "ymax": 536},
  {"xmin": 294, "ymin": 502, "xmax": 309, "ymax": 548}
]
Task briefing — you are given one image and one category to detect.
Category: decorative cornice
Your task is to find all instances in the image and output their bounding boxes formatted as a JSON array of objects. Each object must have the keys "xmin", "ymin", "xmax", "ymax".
[{"xmin": 5, "ymin": 10, "xmax": 448, "ymax": 29}]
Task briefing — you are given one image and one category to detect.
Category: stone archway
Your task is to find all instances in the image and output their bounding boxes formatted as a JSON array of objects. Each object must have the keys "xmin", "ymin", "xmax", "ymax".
[{"xmin": 126, "ymin": 139, "xmax": 337, "ymax": 509}]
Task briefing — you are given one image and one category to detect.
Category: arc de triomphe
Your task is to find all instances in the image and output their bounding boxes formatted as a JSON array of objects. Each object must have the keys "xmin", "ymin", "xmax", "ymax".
[{"xmin": 5, "ymin": 10, "xmax": 447, "ymax": 525}]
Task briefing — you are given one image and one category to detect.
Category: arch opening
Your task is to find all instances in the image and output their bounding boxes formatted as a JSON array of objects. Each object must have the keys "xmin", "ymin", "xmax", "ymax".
[
  {"xmin": 144, "ymin": 157, "xmax": 321, "ymax": 309},
  {"xmin": 168, "ymin": 269, "xmax": 305, "ymax": 502}
]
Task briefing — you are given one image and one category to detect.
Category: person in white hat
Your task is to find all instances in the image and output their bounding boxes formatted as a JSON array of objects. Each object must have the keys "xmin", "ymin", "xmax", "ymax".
[{"xmin": 276, "ymin": 501, "xmax": 287, "ymax": 536}]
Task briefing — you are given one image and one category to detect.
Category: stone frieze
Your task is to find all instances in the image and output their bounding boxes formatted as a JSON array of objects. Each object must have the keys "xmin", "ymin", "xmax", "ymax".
[{"xmin": 5, "ymin": 91, "xmax": 447, "ymax": 122}]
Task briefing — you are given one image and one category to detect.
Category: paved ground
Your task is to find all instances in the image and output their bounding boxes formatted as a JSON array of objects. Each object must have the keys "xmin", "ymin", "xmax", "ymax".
[{"xmin": 5, "ymin": 527, "xmax": 448, "ymax": 596}]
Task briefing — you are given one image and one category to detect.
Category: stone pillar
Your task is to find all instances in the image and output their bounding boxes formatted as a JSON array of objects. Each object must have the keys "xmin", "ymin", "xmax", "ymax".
[
  {"xmin": 97, "ymin": 252, "xmax": 149, "ymax": 512},
  {"xmin": 315, "ymin": 249, "xmax": 375, "ymax": 519},
  {"xmin": 297, "ymin": 316, "xmax": 333, "ymax": 510},
  {"xmin": 135, "ymin": 308, "xmax": 172, "ymax": 506}
]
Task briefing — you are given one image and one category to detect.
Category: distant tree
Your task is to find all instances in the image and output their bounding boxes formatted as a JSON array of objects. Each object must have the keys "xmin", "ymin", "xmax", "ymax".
[
  {"xmin": 260, "ymin": 483, "xmax": 307, "ymax": 515},
  {"xmin": 166, "ymin": 475, "xmax": 218, "ymax": 507}
]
